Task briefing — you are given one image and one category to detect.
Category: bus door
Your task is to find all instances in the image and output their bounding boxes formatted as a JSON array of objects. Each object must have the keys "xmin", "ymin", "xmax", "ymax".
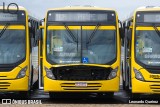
[
  {"xmin": 125, "ymin": 21, "xmax": 132, "ymax": 90},
  {"xmin": 28, "ymin": 19, "xmax": 39, "ymax": 88},
  {"xmin": 38, "ymin": 21, "xmax": 44, "ymax": 89}
]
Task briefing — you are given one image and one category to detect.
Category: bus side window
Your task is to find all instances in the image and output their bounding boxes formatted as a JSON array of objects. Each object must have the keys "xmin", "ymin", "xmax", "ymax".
[{"xmin": 29, "ymin": 21, "xmax": 34, "ymax": 51}]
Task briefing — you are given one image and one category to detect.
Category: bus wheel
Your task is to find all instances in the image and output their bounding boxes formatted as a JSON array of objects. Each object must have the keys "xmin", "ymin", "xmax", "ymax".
[
  {"xmin": 125, "ymin": 84, "xmax": 130, "ymax": 92},
  {"xmin": 18, "ymin": 91, "xmax": 30, "ymax": 99},
  {"xmin": 49, "ymin": 92, "xmax": 62, "ymax": 99},
  {"xmin": 121, "ymin": 63, "xmax": 126, "ymax": 90},
  {"xmin": 131, "ymin": 93, "xmax": 141, "ymax": 99},
  {"xmin": 98, "ymin": 92, "xmax": 114, "ymax": 99}
]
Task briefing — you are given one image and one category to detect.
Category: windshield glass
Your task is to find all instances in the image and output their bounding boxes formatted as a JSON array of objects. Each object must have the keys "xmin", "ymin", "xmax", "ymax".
[
  {"xmin": 82, "ymin": 29, "xmax": 116, "ymax": 64},
  {"xmin": 46, "ymin": 26, "xmax": 116, "ymax": 64},
  {"xmin": 0, "ymin": 29, "xmax": 26, "ymax": 64},
  {"xmin": 47, "ymin": 29, "xmax": 81, "ymax": 64},
  {"xmin": 135, "ymin": 30, "xmax": 160, "ymax": 66}
]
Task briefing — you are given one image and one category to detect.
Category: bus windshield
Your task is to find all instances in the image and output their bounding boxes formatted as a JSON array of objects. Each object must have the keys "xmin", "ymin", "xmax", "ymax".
[
  {"xmin": 83, "ymin": 29, "xmax": 116, "ymax": 64},
  {"xmin": 46, "ymin": 27, "xmax": 116, "ymax": 64},
  {"xmin": 0, "ymin": 29, "xmax": 26, "ymax": 64},
  {"xmin": 135, "ymin": 30, "xmax": 160, "ymax": 66},
  {"xmin": 47, "ymin": 29, "xmax": 81, "ymax": 64}
]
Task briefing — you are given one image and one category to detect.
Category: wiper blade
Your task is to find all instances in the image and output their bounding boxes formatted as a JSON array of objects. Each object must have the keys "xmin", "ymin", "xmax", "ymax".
[
  {"xmin": 86, "ymin": 23, "xmax": 100, "ymax": 44},
  {"xmin": 63, "ymin": 23, "xmax": 77, "ymax": 43},
  {"xmin": 0, "ymin": 23, "xmax": 10, "ymax": 38},
  {"xmin": 153, "ymin": 25, "xmax": 160, "ymax": 38},
  {"xmin": 63, "ymin": 23, "xmax": 78, "ymax": 52}
]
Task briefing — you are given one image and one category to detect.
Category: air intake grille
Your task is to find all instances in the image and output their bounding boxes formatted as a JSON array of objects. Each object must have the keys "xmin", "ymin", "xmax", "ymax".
[{"xmin": 51, "ymin": 65, "xmax": 112, "ymax": 81}]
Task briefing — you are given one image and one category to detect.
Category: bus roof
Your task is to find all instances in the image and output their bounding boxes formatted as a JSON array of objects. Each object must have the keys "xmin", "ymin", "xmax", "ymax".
[
  {"xmin": 123, "ymin": 6, "xmax": 160, "ymax": 22},
  {"xmin": 0, "ymin": 6, "xmax": 40, "ymax": 20},
  {"xmin": 47, "ymin": 6, "xmax": 116, "ymax": 11},
  {"xmin": 136, "ymin": 6, "xmax": 160, "ymax": 12}
]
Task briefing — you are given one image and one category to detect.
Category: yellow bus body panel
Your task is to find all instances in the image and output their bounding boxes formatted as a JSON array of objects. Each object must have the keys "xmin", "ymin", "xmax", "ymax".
[
  {"xmin": 130, "ymin": 12, "xmax": 160, "ymax": 93},
  {"xmin": 0, "ymin": 9, "xmax": 31, "ymax": 92},
  {"xmin": 131, "ymin": 62, "xmax": 160, "ymax": 94},
  {"xmin": 0, "ymin": 76, "xmax": 29, "ymax": 91},
  {"xmin": 44, "ymin": 77, "xmax": 119, "ymax": 92},
  {"xmin": 43, "ymin": 7, "xmax": 121, "ymax": 92}
]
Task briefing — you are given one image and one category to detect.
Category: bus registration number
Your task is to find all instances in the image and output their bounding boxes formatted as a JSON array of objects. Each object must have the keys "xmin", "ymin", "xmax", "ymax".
[
  {"xmin": 150, "ymin": 75, "xmax": 160, "ymax": 79},
  {"xmin": 75, "ymin": 82, "xmax": 87, "ymax": 87}
]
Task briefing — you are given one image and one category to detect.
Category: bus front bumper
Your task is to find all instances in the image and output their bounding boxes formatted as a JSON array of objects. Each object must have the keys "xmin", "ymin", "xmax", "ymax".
[
  {"xmin": 132, "ymin": 78, "xmax": 160, "ymax": 94},
  {"xmin": 44, "ymin": 77, "xmax": 119, "ymax": 92},
  {"xmin": 0, "ymin": 76, "xmax": 29, "ymax": 92}
]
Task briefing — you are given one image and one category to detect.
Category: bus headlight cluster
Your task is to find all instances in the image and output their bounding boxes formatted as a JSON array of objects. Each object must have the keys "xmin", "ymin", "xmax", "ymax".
[
  {"xmin": 45, "ymin": 67, "xmax": 55, "ymax": 80},
  {"xmin": 133, "ymin": 68, "xmax": 144, "ymax": 81},
  {"xmin": 16, "ymin": 66, "xmax": 28, "ymax": 79},
  {"xmin": 108, "ymin": 67, "xmax": 118, "ymax": 80}
]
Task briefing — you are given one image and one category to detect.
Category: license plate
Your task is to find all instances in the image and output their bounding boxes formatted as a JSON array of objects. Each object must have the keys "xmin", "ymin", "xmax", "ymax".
[{"xmin": 75, "ymin": 82, "xmax": 87, "ymax": 87}]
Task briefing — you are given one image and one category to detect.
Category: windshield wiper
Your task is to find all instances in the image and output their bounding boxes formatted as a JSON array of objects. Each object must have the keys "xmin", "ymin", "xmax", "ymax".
[
  {"xmin": 153, "ymin": 25, "xmax": 160, "ymax": 38},
  {"xmin": 63, "ymin": 23, "xmax": 77, "ymax": 43},
  {"xmin": 0, "ymin": 23, "xmax": 10, "ymax": 38},
  {"xmin": 86, "ymin": 23, "xmax": 100, "ymax": 44},
  {"xmin": 63, "ymin": 23, "xmax": 78, "ymax": 52}
]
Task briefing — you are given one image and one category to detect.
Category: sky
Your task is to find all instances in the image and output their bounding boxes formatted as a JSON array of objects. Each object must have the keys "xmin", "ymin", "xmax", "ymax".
[{"xmin": 1, "ymin": 0, "xmax": 160, "ymax": 20}]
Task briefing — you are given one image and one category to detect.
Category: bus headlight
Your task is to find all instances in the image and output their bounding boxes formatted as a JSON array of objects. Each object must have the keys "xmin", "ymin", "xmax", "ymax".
[
  {"xmin": 16, "ymin": 66, "xmax": 28, "ymax": 79},
  {"xmin": 108, "ymin": 67, "xmax": 118, "ymax": 80},
  {"xmin": 133, "ymin": 68, "xmax": 144, "ymax": 81},
  {"xmin": 45, "ymin": 67, "xmax": 55, "ymax": 80}
]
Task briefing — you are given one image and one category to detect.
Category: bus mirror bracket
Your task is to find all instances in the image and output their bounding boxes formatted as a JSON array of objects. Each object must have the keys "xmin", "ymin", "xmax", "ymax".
[
  {"xmin": 37, "ymin": 29, "xmax": 42, "ymax": 41},
  {"xmin": 118, "ymin": 20, "xmax": 124, "ymax": 39},
  {"xmin": 39, "ymin": 26, "xmax": 44, "ymax": 29},
  {"xmin": 127, "ymin": 30, "xmax": 132, "ymax": 41},
  {"xmin": 119, "ymin": 28, "xmax": 124, "ymax": 39}
]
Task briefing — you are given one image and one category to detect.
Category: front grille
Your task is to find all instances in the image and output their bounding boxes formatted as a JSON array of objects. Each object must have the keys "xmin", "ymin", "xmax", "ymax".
[
  {"xmin": 146, "ymin": 68, "xmax": 160, "ymax": 74},
  {"xmin": 61, "ymin": 83, "xmax": 102, "ymax": 90},
  {"xmin": 150, "ymin": 84, "xmax": 160, "ymax": 93},
  {"xmin": 0, "ymin": 82, "xmax": 10, "ymax": 90},
  {"xmin": 51, "ymin": 65, "xmax": 112, "ymax": 81},
  {"xmin": 0, "ymin": 67, "xmax": 14, "ymax": 72}
]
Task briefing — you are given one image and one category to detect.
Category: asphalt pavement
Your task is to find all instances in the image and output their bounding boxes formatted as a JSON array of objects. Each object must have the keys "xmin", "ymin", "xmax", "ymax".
[{"xmin": 1, "ymin": 86, "xmax": 160, "ymax": 104}]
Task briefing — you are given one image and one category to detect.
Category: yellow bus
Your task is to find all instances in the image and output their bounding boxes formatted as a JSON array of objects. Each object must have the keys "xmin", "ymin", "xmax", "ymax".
[
  {"xmin": 0, "ymin": 6, "xmax": 39, "ymax": 97},
  {"xmin": 39, "ymin": 6, "xmax": 122, "ymax": 98},
  {"xmin": 122, "ymin": 6, "xmax": 160, "ymax": 98}
]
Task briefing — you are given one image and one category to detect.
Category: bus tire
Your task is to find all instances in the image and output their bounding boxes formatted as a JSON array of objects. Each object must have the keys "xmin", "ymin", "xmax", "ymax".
[
  {"xmin": 18, "ymin": 91, "xmax": 30, "ymax": 99},
  {"xmin": 131, "ymin": 93, "xmax": 140, "ymax": 99},
  {"xmin": 49, "ymin": 92, "xmax": 62, "ymax": 99},
  {"xmin": 98, "ymin": 92, "xmax": 114, "ymax": 99}
]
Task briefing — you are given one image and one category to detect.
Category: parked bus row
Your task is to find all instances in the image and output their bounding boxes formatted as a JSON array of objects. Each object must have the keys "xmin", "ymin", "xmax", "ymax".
[{"xmin": 0, "ymin": 5, "xmax": 160, "ymax": 99}]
